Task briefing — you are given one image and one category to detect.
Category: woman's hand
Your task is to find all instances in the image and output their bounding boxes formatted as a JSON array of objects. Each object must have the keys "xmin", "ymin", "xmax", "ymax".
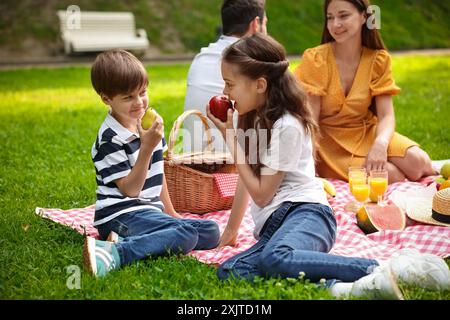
[
  {"xmin": 367, "ymin": 95, "xmax": 395, "ymax": 172},
  {"xmin": 365, "ymin": 139, "xmax": 388, "ymax": 171}
]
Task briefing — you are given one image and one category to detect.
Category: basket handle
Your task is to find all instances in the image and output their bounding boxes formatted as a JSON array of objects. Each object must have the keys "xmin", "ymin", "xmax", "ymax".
[{"xmin": 167, "ymin": 110, "xmax": 214, "ymax": 158}]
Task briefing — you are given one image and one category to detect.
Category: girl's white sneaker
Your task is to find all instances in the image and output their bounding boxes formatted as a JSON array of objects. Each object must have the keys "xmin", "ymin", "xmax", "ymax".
[
  {"xmin": 388, "ymin": 249, "xmax": 450, "ymax": 291},
  {"xmin": 350, "ymin": 265, "xmax": 404, "ymax": 300}
]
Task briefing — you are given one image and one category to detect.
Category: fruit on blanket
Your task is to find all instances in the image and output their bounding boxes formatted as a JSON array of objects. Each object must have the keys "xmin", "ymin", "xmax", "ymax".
[
  {"xmin": 209, "ymin": 95, "xmax": 233, "ymax": 122},
  {"xmin": 435, "ymin": 176, "xmax": 446, "ymax": 190},
  {"xmin": 356, "ymin": 204, "xmax": 406, "ymax": 234},
  {"xmin": 440, "ymin": 162, "xmax": 450, "ymax": 180},
  {"xmin": 141, "ymin": 107, "xmax": 158, "ymax": 129},
  {"xmin": 435, "ymin": 176, "xmax": 446, "ymax": 184},
  {"xmin": 318, "ymin": 178, "xmax": 336, "ymax": 197},
  {"xmin": 439, "ymin": 179, "xmax": 450, "ymax": 191}
]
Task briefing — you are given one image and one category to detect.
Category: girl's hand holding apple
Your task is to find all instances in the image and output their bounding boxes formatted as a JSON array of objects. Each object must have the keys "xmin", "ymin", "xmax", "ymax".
[{"xmin": 206, "ymin": 95, "xmax": 235, "ymax": 138}]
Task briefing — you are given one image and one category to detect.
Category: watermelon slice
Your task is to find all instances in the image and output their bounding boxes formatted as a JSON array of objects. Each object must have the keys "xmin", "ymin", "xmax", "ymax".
[{"xmin": 356, "ymin": 204, "xmax": 406, "ymax": 234}]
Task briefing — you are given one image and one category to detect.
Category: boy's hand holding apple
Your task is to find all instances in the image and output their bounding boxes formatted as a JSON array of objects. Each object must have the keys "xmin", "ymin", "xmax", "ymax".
[{"xmin": 138, "ymin": 107, "xmax": 164, "ymax": 153}]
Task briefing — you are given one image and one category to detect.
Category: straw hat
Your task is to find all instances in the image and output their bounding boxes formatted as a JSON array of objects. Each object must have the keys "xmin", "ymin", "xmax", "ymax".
[{"xmin": 406, "ymin": 188, "xmax": 450, "ymax": 227}]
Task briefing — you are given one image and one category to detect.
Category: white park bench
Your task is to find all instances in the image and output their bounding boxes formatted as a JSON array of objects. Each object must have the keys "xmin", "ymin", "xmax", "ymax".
[{"xmin": 57, "ymin": 10, "xmax": 149, "ymax": 55}]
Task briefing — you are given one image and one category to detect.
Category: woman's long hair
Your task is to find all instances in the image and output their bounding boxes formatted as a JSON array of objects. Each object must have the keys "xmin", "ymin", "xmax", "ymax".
[
  {"xmin": 321, "ymin": 0, "xmax": 386, "ymax": 50},
  {"xmin": 222, "ymin": 33, "xmax": 318, "ymax": 177}
]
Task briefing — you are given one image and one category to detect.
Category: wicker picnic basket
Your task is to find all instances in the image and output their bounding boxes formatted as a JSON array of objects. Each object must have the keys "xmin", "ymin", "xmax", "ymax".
[{"xmin": 164, "ymin": 110, "xmax": 236, "ymax": 214}]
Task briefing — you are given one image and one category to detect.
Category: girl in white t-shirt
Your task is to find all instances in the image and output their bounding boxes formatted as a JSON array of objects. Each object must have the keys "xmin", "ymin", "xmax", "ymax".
[{"xmin": 206, "ymin": 33, "xmax": 449, "ymax": 299}]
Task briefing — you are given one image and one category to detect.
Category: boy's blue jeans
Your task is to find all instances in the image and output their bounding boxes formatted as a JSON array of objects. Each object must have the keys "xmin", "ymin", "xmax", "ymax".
[
  {"xmin": 97, "ymin": 209, "xmax": 220, "ymax": 265},
  {"xmin": 217, "ymin": 202, "xmax": 379, "ymax": 286}
]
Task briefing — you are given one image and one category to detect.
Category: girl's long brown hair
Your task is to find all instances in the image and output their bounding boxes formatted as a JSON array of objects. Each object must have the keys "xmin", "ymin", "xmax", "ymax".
[
  {"xmin": 222, "ymin": 33, "xmax": 318, "ymax": 177},
  {"xmin": 321, "ymin": 0, "xmax": 386, "ymax": 50}
]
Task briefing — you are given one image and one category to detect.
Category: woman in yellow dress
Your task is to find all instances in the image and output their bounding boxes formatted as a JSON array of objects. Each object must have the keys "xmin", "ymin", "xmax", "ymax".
[{"xmin": 295, "ymin": 0, "xmax": 435, "ymax": 183}]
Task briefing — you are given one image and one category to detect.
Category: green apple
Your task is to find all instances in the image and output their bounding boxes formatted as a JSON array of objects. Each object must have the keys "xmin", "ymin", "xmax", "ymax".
[
  {"xmin": 141, "ymin": 107, "xmax": 157, "ymax": 129},
  {"xmin": 440, "ymin": 162, "xmax": 450, "ymax": 180}
]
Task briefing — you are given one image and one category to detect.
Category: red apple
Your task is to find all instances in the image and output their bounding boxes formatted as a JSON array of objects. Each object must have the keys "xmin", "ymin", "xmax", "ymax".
[{"xmin": 209, "ymin": 95, "xmax": 233, "ymax": 122}]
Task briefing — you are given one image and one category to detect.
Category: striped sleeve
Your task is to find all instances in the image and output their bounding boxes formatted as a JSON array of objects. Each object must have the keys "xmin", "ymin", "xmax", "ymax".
[{"xmin": 94, "ymin": 140, "xmax": 131, "ymax": 185}]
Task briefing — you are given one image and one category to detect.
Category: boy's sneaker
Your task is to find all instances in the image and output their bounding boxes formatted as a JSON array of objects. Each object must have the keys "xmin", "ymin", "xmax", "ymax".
[
  {"xmin": 83, "ymin": 237, "xmax": 121, "ymax": 277},
  {"xmin": 387, "ymin": 249, "xmax": 450, "ymax": 291},
  {"xmin": 350, "ymin": 265, "xmax": 404, "ymax": 300}
]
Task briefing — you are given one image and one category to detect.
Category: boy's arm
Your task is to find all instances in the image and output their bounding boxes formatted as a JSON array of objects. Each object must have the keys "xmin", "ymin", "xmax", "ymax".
[
  {"xmin": 115, "ymin": 119, "xmax": 164, "ymax": 197},
  {"xmin": 219, "ymin": 177, "xmax": 250, "ymax": 247},
  {"xmin": 160, "ymin": 175, "xmax": 182, "ymax": 218},
  {"xmin": 114, "ymin": 144, "xmax": 153, "ymax": 198}
]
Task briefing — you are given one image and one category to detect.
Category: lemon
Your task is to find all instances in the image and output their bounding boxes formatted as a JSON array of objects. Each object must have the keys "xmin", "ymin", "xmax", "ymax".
[{"xmin": 440, "ymin": 162, "xmax": 450, "ymax": 180}]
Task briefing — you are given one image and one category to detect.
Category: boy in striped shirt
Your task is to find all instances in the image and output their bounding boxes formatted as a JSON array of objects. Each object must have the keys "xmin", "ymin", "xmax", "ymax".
[{"xmin": 84, "ymin": 50, "xmax": 220, "ymax": 277}]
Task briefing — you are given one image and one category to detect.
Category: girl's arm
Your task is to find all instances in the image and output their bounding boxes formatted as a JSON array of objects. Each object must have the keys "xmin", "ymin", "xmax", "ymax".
[
  {"xmin": 219, "ymin": 177, "xmax": 250, "ymax": 247},
  {"xmin": 227, "ymin": 130, "xmax": 285, "ymax": 208},
  {"xmin": 366, "ymin": 94, "xmax": 395, "ymax": 171},
  {"xmin": 207, "ymin": 106, "xmax": 285, "ymax": 208}
]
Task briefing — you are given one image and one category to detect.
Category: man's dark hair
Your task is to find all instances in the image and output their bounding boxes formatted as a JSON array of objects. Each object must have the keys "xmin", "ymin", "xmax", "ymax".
[{"xmin": 221, "ymin": 0, "xmax": 265, "ymax": 37}]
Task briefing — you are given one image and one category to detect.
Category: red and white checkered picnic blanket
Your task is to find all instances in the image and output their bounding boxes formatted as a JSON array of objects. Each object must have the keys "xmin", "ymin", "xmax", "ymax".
[{"xmin": 35, "ymin": 177, "xmax": 450, "ymax": 265}]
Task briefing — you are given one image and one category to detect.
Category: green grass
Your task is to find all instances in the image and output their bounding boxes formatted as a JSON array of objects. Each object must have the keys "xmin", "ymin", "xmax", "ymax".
[{"xmin": 0, "ymin": 55, "xmax": 449, "ymax": 299}]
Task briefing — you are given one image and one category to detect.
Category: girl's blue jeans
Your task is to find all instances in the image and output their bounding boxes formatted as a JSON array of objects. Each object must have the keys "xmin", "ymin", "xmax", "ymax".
[
  {"xmin": 97, "ymin": 209, "xmax": 220, "ymax": 265},
  {"xmin": 217, "ymin": 202, "xmax": 379, "ymax": 286}
]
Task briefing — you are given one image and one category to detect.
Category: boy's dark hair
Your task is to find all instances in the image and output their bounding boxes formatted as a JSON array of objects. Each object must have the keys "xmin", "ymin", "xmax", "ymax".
[
  {"xmin": 221, "ymin": 0, "xmax": 265, "ymax": 37},
  {"xmin": 91, "ymin": 50, "xmax": 148, "ymax": 98}
]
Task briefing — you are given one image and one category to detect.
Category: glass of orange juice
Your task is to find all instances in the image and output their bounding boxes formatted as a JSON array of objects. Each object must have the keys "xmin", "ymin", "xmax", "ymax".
[
  {"xmin": 369, "ymin": 169, "xmax": 388, "ymax": 206},
  {"xmin": 348, "ymin": 167, "xmax": 367, "ymax": 193},
  {"xmin": 348, "ymin": 167, "xmax": 369, "ymax": 207},
  {"xmin": 351, "ymin": 177, "xmax": 370, "ymax": 207}
]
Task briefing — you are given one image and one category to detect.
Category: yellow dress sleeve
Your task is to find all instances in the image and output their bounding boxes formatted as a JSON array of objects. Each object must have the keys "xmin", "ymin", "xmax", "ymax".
[
  {"xmin": 370, "ymin": 50, "xmax": 401, "ymax": 96},
  {"xmin": 294, "ymin": 48, "xmax": 328, "ymax": 96}
]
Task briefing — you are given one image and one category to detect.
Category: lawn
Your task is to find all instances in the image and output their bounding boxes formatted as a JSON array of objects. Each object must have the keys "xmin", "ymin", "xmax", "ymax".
[{"xmin": 0, "ymin": 55, "xmax": 449, "ymax": 300}]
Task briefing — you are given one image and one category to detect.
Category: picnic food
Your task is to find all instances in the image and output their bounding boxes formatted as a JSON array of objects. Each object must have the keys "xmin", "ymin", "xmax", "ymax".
[
  {"xmin": 209, "ymin": 95, "xmax": 233, "ymax": 122},
  {"xmin": 356, "ymin": 204, "xmax": 406, "ymax": 234},
  {"xmin": 141, "ymin": 107, "xmax": 157, "ymax": 129},
  {"xmin": 434, "ymin": 176, "xmax": 448, "ymax": 191},
  {"xmin": 440, "ymin": 162, "xmax": 450, "ymax": 180},
  {"xmin": 318, "ymin": 178, "xmax": 336, "ymax": 197},
  {"xmin": 439, "ymin": 179, "xmax": 450, "ymax": 191}
]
